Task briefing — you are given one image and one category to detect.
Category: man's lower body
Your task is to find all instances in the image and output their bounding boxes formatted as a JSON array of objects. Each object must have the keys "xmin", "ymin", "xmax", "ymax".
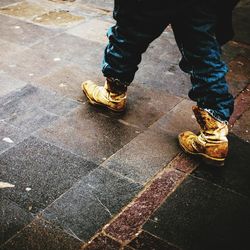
[{"xmin": 82, "ymin": 0, "xmax": 234, "ymax": 166}]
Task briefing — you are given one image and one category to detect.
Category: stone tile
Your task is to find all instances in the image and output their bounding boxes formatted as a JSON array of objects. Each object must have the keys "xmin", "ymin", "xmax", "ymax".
[
  {"xmin": 77, "ymin": 0, "xmax": 114, "ymax": 11},
  {"xmin": 233, "ymin": 5, "xmax": 250, "ymax": 44},
  {"xmin": 67, "ymin": 19, "xmax": 111, "ymax": 43},
  {"xmin": 192, "ymin": 134, "xmax": 250, "ymax": 198},
  {"xmin": 168, "ymin": 152, "xmax": 199, "ymax": 174},
  {"xmin": 231, "ymin": 108, "xmax": 250, "ymax": 142},
  {"xmin": 102, "ymin": 99, "xmax": 196, "ymax": 184},
  {"xmin": 0, "ymin": 0, "xmax": 22, "ymax": 8},
  {"xmin": 128, "ymin": 231, "xmax": 179, "ymax": 250},
  {"xmin": 42, "ymin": 167, "xmax": 142, "ymax": 241},
  {"xmin": 0, "ymin": 121, "xmax": 28, "ymax": 153},
  {"xmin": 83, "ymin": 233, "xmax": 121, "ymax": 250},
  {"xmin": 29, "ymin": 33, "xmax": 105, "ymax": 73},
  {"xmin": 226, "ymin": 55, "xmax": 250, "ymax": 97},
  {"xmin": 118, "ymin": 83, "xmax": 182, "ymax": 130},
  {"xmin": 0, "ymin": 198, "xmax": 34, "ymax": 245},
  {"xmin": 0, "ymin": 72, "xmax": 27, "ymax": 97},
  {"xmin": 0, "ymin": 218, "xmax": 82, "ymax": 250},
  {"xmin": 0, "ymin": 136, "xmax": 97, "ymax": 213},
  {"xmin": 36, "ymin": 106, "xmax": 139, "ymax": 164},
  {"xmin": 0, "ymin": 85, "xmax": 78, "ymax": 133},
  {"xmin": 229, "ymin": 85, "xmax": 250, "ymax": 125},
  {"xmin": 36, "ymin": 64, "xmax": 95, "ymax": 101},
  {"xmin": 104, "ymin": 169, "xmax": 185, "ymax": 243},
  {"xmin": 33, "ymin": 10, "xmax": 84, "ymax": 27},
  {"xmin": 0, "ymin": 1, "xmax": 46, "ymax": 19},
  {"xmin": 0, "ymin": 14, "xmax": 58, "ymax": 46},
  {"xmin": 143, "ymin": 175, "xmax": 250, "ymax": 250},
  {"xmin": 0, "ymin": 38, "xmax": 29, "ymax": 63},
  {"xmin": 134, "ymin": 32, "xmax": 190, "ymax": 98},
  {"xmin": 1, "ymin": 44, "xmax": 66, "ymax": 84}
]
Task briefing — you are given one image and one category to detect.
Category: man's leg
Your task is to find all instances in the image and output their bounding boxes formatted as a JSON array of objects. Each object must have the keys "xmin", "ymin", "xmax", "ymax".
[
  {"xmin": 172, "ymin": 2, "xmax": 234, "ymax": 165},
  {"xmin": 82, "ymin": 0, "xmax": 169, "ymax": 111}
]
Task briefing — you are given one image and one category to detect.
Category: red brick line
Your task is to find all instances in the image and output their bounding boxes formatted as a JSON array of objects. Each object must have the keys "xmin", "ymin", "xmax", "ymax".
[{"xmin": 81, "ymin": 153, "xmax": 199, "ymax": 249}]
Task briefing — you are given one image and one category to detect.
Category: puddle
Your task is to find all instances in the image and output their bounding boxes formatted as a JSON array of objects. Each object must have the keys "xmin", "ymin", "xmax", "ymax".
[
  {"xmin": 0, "ymin": 1, "xmax": 46, "ymax": 18},
  {"xmin": 33, "ymin": 10, "xmax": 84, "ymax": 26}
]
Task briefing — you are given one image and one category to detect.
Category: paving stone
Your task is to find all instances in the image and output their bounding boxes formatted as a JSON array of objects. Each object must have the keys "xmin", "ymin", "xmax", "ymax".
[
  {"xmin": 77, "ymin": 0, "xmax": 114, "ymax": 11},
  {"xmin": 226, "ymin": 55, "xmax": 250, "ymax": 97},
  {"xmin": 1, "ymin": 44, "xmax": 66, "ymax": 84},
  {"xmin": 229, "ymin": 85, "xmax": 250, "ymax": 125},
  {"xmin": 232, "ymin": 108, "xmax": 250, "ymax": 142},
  {"xmin": 83, "ymin": 233, "xmax": 121, "ymax": 250},
  {"xmin": 134, "ymin": 32, "xmax": 190, "ymax": 98},
  {"xmin": 0, "ymin": 198, "xmax": 34, "ymax": 245},
  {"xmin": 42, "ymin": 167, "xmax": 142, "ymax": 241},
  {"xmin": 128, "ymin": 231, "xmax": 179, "ymax": 250},
  {"xmin": 143, "ymin": 175, "xmax": 250, "ymax": 250},
  {"xmin": 0, "ymin": 14, "xmax": 58, "ymax": 46},
  {"xmin": 104, "ymin": 169, "xmax": 185, "ymax": 243},
  {"xmin": 0, "ymin": 136, "xmax": 97, "ymax": 213},
  {"xmin": 36, "ymin": 106, "xmax": 139, "ymax": 164},
  {"xmin": 0, "ymin": 218, "xmax": 82, "ymax": 250},
  {"xmin": 0, "ymin": 121, "xmax": 28, "ymax": 153},
  {"xmin": 0, "ymin": 38, "xmax": 29, "ymax": 64},
  {"xmin": 102, "ymin": 99, "xmax": 196, "ymax": 184},
  {"xmin": 67, "ymin": 19, "xmax": 111, "ymax": 43},
  {"xmin": 0, "ymin": 1, "xmax": 46, "ymax": 19},
  {"xmin": 192, "ymin": 134, "xmax": 250, "ymax": 198},
  {"xmin": 0, "ymin": 71, "xmax": 27, "ymax": 97},
  {"xmin": 29, "ymin": 33, "xmax": 105, "ymax": 74},
  {"xmin": 0, "ymin": 0, "xmax": 22, "ymax": 7},
  {"xmin": 233, "ymin": 5, "xmax": 250, "ymax": 44},
  {"xmin": 0, "ymin": 84, "xmax": 79, "ymax": 133}
]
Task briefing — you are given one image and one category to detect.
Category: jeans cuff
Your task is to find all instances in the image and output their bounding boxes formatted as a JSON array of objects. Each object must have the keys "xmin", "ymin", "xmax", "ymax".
[{"xmin": 204, "ymin": 108, "xmax": 228, "ymax": 124}]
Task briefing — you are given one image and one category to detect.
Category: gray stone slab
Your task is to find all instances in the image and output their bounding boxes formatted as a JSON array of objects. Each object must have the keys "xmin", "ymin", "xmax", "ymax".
[
  {"xmin": 0, "ymin": 121, "xmax": 28, "ymax": 153},
  {"xmin": 193, "ymin": 134, "xmax": 250, "ymax": 198},
  {"xmin": 36, "ymin": 106, "xmax": 140, "ymax": 164},
  {"xmin": 77, "ymin": 0, "xmax": 114, "ymax": 11},
  {"xmin": 1, "ymin": 218, "xmax": 83, "ymax": 250},
  {"xmin": 0, "ymin": 38, "xmax": 29, "ymax": 64},
  {"xmin": 233, "ymin": 6, "xmax": 250, "ymax": 44},
  {"xmin": 1, "ymin": 44, "xmax": 67, "ymax": 84},
  {"xmin": 29, "ymin": 33, "xmax": 105, "ymax": 74},
  {"xmin": 144, "ymin": 175, "xmax": 250, "ymax": 250},
  {"xmin": 66, "ymin": 18, "xmax": 111, "ymax": 43},
  {"xmin": 0, "ymin": 71, "xmax": 27, "ymax": 97},
  {"xmin": 0, "ymin": 136, "xmax": 97, "ymax": 213},
  {"xmin": 0, "ymin": 198, "xmax": 34, "ymax": 245},
  {"xmin": 134, "ymin": 32, "xmax": 190, "ymax": 98},
  {"xmin": 102, "ymin": 99, "xmax": 196, "ymax": 184},
  {"xmin": 0, "ymin": 0, "xmax": 21, "ymax": 8},
  {"xmin": 0, "ymin": 84, "xmax": 79, "ymax": 133},
  {"xmin": 0, "ymin": 14, "xmax": 59, "ymax": 46},
  {"xmin": 42, "ymin": 167, "xmax": 142, "ymax": 241},
  {"xmin": 231, "ymin": 107, "xmax": 250, "ymax": 143},
  {"xmin": 35, "ymin": 64, "xmax": 96, "ymax": 100}
]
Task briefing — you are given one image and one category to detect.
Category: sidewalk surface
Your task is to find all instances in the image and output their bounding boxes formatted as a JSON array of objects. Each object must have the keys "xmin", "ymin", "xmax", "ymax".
[{"xmin": 0, "ymin": 1, "xmax": 250, "ymax": 250}]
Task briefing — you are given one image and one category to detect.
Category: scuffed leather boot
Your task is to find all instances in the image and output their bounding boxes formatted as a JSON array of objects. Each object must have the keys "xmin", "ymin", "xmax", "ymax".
[
  {"xmin": 81, "ymin": 78, "xmax": 127, "ymax": 112},
  {"xmin": 178, "ymin": 106, "xmax": 229, "ymax": 166}
]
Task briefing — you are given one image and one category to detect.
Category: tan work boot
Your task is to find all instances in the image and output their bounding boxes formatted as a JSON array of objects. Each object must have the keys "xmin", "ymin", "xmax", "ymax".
[
  {"xmin": 82, "ymin": 78, "xmax": 127, "ymax": 112},
  {"xmin": 178, "ymin": 106, "xmax": 228, "ymax": 166}
]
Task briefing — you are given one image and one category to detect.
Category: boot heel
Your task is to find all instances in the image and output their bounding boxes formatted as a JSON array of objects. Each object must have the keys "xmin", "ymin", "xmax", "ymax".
[{"xmin": 202, "ymin": 157, "xmax": 225, "ymax": 167}]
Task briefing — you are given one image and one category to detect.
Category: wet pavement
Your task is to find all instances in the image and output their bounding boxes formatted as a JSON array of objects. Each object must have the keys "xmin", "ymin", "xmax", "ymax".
[{"xmin": 0, "ymin": 1, "xmax": 250, "ymax": 250}]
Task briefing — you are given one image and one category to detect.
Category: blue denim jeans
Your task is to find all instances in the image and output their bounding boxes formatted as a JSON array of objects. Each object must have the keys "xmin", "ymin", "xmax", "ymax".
[{"xmin": 102, "ymin": 0, "xmax": 234, "ymax": 121}]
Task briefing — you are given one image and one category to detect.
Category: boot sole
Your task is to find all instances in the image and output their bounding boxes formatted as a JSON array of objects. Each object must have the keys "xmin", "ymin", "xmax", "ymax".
[
  {"xmin": 81, "ymin": 83, "xmax": 126, "ymax": 113},
  {"xmin": 178, "ymin": 139, "xmax": 225, "ymax": 167}
]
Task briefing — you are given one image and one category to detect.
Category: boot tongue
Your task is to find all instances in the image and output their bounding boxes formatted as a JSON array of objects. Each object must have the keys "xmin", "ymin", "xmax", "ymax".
[{"xmin": 192, "ymin": 106, "xmax": 219, "ymax": 131}]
